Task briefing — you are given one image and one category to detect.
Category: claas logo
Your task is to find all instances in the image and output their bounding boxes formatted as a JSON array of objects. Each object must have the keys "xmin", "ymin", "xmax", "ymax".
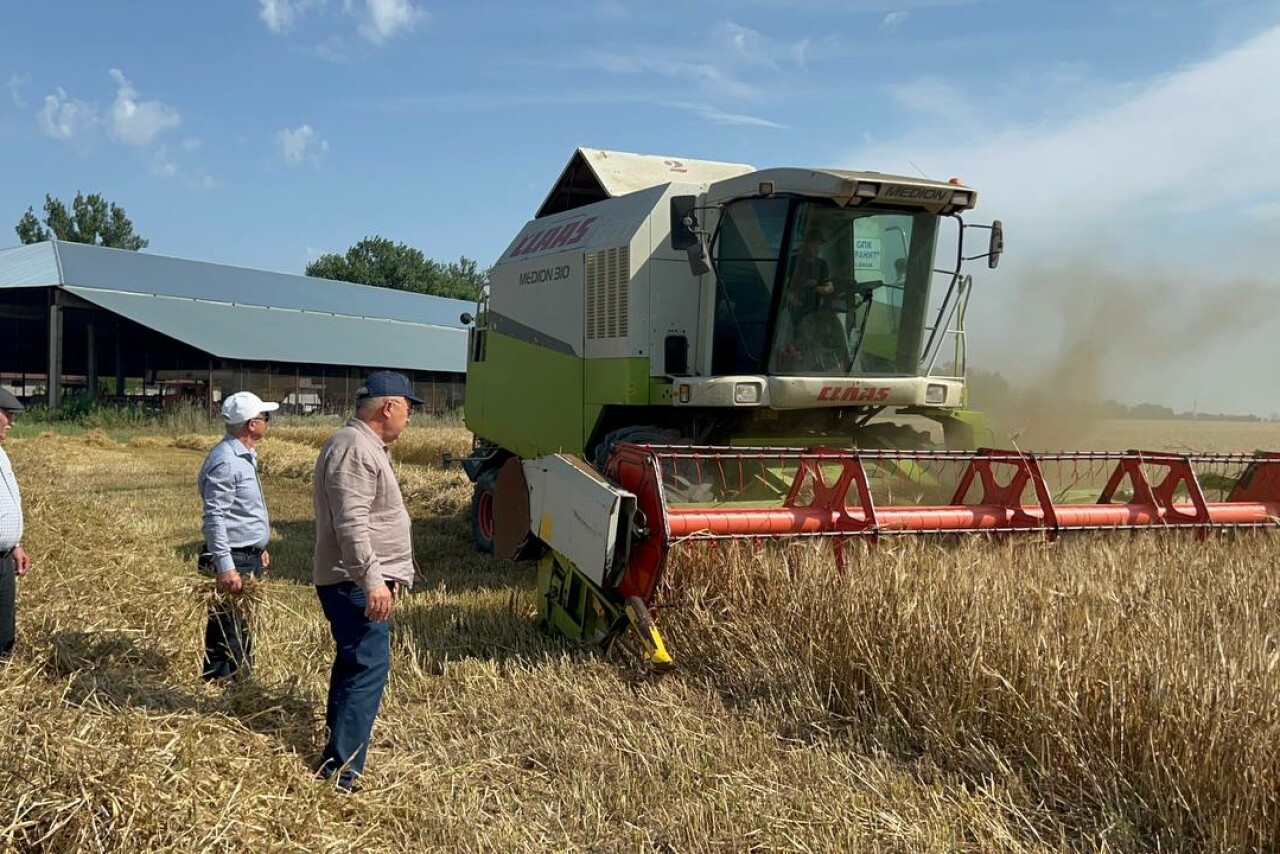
[
  {"xmin": 817, "ymin": 386, "xmax": 890, "ymax": 402},
  {"xmin": 509, "ymin": 216, "xmax": 598, "ymax": 258}
]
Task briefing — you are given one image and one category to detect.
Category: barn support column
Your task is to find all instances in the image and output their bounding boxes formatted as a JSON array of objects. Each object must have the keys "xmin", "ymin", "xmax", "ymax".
[
  {"xmin": 47, "ymin": 290, "xmax": 63, "ymax": 407},
  {"xmin": 114, "ymin": 330, "xmax": 125, "ymax": 397},
  {"xmin": 86, "ymin": 322, "xmax": 98, "ymax": 399}
]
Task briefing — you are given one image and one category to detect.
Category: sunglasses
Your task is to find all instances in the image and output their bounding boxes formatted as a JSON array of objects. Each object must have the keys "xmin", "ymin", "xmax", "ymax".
[
  {"xmin": 250, "ymin": 412, "xmax": 272, "ymax": 423},
  {"xmin": 0, "ymin": 409, "xmax": 16, "ymax": 421}
]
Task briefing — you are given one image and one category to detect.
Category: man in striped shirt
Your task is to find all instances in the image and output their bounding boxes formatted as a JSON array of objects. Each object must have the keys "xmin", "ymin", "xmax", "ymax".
[
  {"xmin": 312, "ymin": 370, "xmax": 421, "ymax": 793},
  {"xmin": 0, "ymin": 388, "xmax": 31, "ymax": 660},
  {"xmin": 197, "ymin": 391, "xmax": 278, "ymax": 680}
]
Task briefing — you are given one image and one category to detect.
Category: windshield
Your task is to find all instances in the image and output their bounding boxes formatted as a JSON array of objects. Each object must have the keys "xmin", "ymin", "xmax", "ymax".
[{"xmin": 711, "ymin": 198, "xmax": 940, "ymax": 377}]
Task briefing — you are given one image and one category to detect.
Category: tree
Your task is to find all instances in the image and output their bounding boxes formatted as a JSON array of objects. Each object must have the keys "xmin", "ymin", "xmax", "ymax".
[
  {"xmin": 15, "ymin": 192, "xmax": 149, "ymax": 250},
  {"xmin": 306, "ymin": 236, "xmax": 486, "ymax": 301}
]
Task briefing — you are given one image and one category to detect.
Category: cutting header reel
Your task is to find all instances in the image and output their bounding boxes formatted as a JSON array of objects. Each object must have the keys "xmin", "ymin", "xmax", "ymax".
[{"xmin": 521, "ymin": 444, "xmax": 1280, "ymax": 669}]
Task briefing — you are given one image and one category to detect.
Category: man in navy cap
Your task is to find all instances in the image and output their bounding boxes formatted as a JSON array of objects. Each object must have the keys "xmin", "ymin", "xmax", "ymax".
[
  {"xmin": 0, "ymin": 388, "xmax": 31, "ymax": 660},
  {"xmin": 312, "ymin": 370, "xmax": 423, "ymax": 792}
]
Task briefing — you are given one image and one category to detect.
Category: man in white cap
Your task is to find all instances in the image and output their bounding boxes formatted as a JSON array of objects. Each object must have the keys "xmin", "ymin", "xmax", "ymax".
[
  {"xmin": 197, "ymin": 390, "xmax": 278, "ymax": 680},
  {"xmin": 0, "ymin": 388, "xmax": 31, "ymax": 660}
]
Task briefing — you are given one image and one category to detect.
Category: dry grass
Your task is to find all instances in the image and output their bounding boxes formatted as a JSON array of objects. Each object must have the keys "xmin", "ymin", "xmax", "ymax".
[
  {"xmin": 667, "ymin": 535, "xmax": 1280, "ymax": 850},
  {"xmin": 1080, "ymin": 419, "xmax": 1280, "ymax": 453},
  {"xmin": 1, "ymin": 422, "xmax": 1278, "ymax": 851},
  {"xmin": 269, "ymin": 417, "xmax": 472, "ymax": 468}
]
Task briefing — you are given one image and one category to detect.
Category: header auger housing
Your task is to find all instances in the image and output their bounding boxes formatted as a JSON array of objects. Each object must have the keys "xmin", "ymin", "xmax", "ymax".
[{"xmin": 460, "ymin": 148, "xmax": 1278, "ymax": 668}]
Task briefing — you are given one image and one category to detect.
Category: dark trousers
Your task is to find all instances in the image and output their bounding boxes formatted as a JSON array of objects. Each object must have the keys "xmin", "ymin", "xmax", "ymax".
[
  {"xmin": 0, "ymin": 554, "xmax": 14, "ymax": 659},
  {"xmin": 316, "ymin": 581, "xmax": 392, "ymax": 787},
  {"xmin": 202, "ymin": 551, "xmax": 263, "ymax": 681}
]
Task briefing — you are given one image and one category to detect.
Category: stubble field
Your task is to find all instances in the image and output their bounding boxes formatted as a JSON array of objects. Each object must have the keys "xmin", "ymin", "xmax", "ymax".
[{"xmin": 2, "ymin": 416, "xmax": 1279, "ymax": 852}]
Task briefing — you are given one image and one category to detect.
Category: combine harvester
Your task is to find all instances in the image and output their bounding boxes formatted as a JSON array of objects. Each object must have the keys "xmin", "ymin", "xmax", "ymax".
[{"xmin": 458, "ymin": 148, "xmax": 1280, "ymax": 668}]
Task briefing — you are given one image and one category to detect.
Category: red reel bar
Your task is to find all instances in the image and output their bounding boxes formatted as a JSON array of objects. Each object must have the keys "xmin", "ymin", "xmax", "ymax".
[
  {"xmin": 606, "ymin": 444, "xmax": 1280, "ymax": 606},
  {"xmin": 660, "ymin": 448, "xmax": 1280, "ymax": 539},
  {"xmin": 664, "ymin": 500, "xmax": 1279, "ymax": 539}
]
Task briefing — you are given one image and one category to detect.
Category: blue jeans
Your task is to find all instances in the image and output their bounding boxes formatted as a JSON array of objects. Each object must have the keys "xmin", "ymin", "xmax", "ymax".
[
  {"xmin": 316, "ymin": 581, "xmax": 391, "ymax": 788},
  {"xmin": 0, "ymin": 554, "xmax": 15, "ymax": 659},
  {"xmin": 201, "ymin": 551, "xmax": 263, "ymax": 680}
]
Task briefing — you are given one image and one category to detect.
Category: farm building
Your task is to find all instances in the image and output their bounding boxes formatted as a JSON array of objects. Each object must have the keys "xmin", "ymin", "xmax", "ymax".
[{"xmin": 0, "ymin": 240, "xmax": 474, "ymax": 413}]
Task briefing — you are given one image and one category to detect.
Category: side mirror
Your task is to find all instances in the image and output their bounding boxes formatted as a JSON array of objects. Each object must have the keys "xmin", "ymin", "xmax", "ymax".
[
  {"xmin": 686, "ymin": 240, "xmax": 711, "ymax": 277},
  {"xmin": 460, "ymin": 312, "xmax": 474, "ymax": 326},
  {"xmin": 987, "ymin": 220, "xmax": 1004, "ymax": 269},
  {"xmin": 670, "ymin": 195, "xmax": 699, "ymax": 251}
]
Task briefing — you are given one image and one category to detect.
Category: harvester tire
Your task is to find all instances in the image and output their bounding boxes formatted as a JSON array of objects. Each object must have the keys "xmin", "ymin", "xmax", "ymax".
[
  {"xmin": 591, "ymin": 425, "xmax": 683, "ymax": 472},
  {"xmin": 470, "ymin": 468, "xmax": 498, "ymax": 554}
]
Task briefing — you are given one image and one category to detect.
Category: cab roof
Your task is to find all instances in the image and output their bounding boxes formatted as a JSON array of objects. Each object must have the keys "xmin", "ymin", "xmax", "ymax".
[{"xmin": 536, "ymin": 148, "xmax": 754, "ymax": 218}]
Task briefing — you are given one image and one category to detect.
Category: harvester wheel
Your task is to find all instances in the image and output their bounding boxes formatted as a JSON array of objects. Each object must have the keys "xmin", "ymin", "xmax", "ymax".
[
  {"xmin": 591, "ymin": 425, "xmax": 683, "ymax": 472},
  {"xmin": 470, "ymin": 468, "xmax": 498, "ymax": 554}
]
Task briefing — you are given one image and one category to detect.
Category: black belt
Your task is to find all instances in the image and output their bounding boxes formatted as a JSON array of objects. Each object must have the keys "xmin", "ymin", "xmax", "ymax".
[
  {"xmin": 230, "ymin": 546, "xmax": 266, "ymax": 556},
  {"xmin": 0, "ymin": 548, "xmax": 12, "ymax": 560}
]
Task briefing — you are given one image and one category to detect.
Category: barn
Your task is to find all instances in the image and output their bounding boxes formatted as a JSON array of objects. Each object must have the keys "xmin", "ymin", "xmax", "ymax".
[{"xmin": 0, "ymin": 240, "xmax": 474, "ymax": 413}]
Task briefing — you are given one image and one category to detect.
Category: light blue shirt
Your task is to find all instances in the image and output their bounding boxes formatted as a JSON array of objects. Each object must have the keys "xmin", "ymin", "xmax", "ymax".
[
  {"xmin": 197, "ymin": 434, "xmax": 270, "ymax": 574},
  {"xmin": 0, "ymin": 445, "xmax": 22, "ymax": 552}
]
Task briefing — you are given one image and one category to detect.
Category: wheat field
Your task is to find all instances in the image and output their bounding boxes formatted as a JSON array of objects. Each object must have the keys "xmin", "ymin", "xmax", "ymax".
[{"xmin": 1, "ymin": 418, "xmax": 1279, "ymax": 852}]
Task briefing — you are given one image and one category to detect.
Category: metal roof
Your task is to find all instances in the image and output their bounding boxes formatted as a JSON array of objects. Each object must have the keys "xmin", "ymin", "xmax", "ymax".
[
  {"xmin": 537, "ymin": 148, "xmax": 754, "ymax": 218},
  {"xmin": 0, "ymin": 241, "xmax": 473, "ymax": 372},
  {"xmin": 66, "ymin": 287, "xmax": 465, "ymax": 372},
  {"xmin": 0, "ymin": 243, "xmax": 61, "ymax": 287}
]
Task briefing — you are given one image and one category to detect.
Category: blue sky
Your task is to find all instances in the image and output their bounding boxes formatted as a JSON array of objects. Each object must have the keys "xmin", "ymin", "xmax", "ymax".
[{"xmin": 3, "ymin": 0, "xmax": 1280, "ymax": 414}]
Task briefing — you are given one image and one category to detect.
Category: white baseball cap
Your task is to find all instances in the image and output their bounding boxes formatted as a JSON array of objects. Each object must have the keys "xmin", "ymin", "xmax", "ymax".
[{"xmin": 221, "ymin": 391, "xmax": 280, "ymax": 424}]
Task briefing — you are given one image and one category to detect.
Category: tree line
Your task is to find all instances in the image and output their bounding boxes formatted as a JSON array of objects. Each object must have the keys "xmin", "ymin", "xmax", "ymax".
[{"xmin": 14, "ymin": 192, "xmax": 484, "ymax": 301}]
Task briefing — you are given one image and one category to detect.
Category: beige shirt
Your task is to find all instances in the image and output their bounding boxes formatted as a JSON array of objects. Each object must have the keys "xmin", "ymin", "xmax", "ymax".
[{"xmin": 312, "ymin": 417, "xmax": 415, "ymax": 591}]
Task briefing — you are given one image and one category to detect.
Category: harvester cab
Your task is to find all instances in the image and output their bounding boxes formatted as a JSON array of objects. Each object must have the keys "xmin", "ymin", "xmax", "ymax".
[
  {"xmin": 669, "ymin": 166, "xmax": 1003, "ymax": 444},
  {"xmin": 459, "ymin": 148, "xmax": 1280, "ymax": 670}
]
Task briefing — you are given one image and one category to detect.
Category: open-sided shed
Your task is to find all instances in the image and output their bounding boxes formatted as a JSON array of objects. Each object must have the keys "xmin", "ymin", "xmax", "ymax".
[{"xmin": 0, "ymin": 240, "xmax": 473, "ymax": 412}]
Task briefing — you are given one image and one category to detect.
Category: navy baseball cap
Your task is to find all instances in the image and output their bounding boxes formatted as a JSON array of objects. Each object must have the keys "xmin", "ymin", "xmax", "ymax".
[
  {"xmin": 356, "ymin": 370, "xmax": 424, "ymax": 404},
  {"xmin": 0, "ymin": 388, "xmax": 24, "ymax": 412}
]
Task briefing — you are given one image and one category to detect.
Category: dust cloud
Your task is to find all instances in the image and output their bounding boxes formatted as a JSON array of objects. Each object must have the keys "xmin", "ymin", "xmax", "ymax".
[{"xmin": 968, "ymin": 260, "xmax": 1280, "ymax": 450}]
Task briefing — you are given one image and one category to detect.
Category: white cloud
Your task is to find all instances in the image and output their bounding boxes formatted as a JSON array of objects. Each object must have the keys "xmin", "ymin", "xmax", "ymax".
[
  {"xmin": 38, "ymin": 88, "xmax": 98, "ymax": 140},
  {"xmin": 150, "ymin": 148, "xmax": 179, "ymax": 178},
  {"xmin": 261, "ymin": 0, "xmax": 422, "ymax": 46},
  {"xmin": 277, "ymin": 123, "xmax": 329, "ymax": 166},
  {"xmin": 586, "ymin": 51, "xmax": 758, "ymax": 101},
  {"xmin": 8, "ymin": 73, "xmax": 30, "ymax": 106},
  {"xmin": 888, "ymin": 77, "xmax": 984, "ymax": 132},
  {"xmin": 671, "ymin": 102, "xmax": 787, "ymax": 129},
  {"xmin": 107, "ymin": 69, "xmax": 181, "ymax": 147},
  {"xmin": 880, "ymin": 11, "xmax": 909, "ymax": 31},
  {"xmin": 843, "ymin": 24, "xmax": 1280, "ymax": 412},
  {"xmin": 260, "ymin": 0, "xmax": 304, "ymax": 33},
  {"xmin": 260, "ymin": 0, "xmax": 331, "ymax": 34},
  {"xmin": 357, "ymin": 0, "xmax": 427, "ymax": 44},
  {"xmin": 857, "ymin": 26, "xmax": 1280, "ymax": 239},
  {"xmin": 150, "ymin": 144, "xmax": 218, "ymax": 189},
  {"xmin": 716, "ymin": 21, "xmax": 775, "ymax": 68}
]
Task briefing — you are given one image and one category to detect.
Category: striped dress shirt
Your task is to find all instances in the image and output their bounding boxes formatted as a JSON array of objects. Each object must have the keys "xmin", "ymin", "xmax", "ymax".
[
  {"xmin": 197, "ymin": 435, "xmax": 270, "ymax": 573},
  {"xmin": 0, "ymin": 445, "xmax": 23, "ymax": 552}
]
